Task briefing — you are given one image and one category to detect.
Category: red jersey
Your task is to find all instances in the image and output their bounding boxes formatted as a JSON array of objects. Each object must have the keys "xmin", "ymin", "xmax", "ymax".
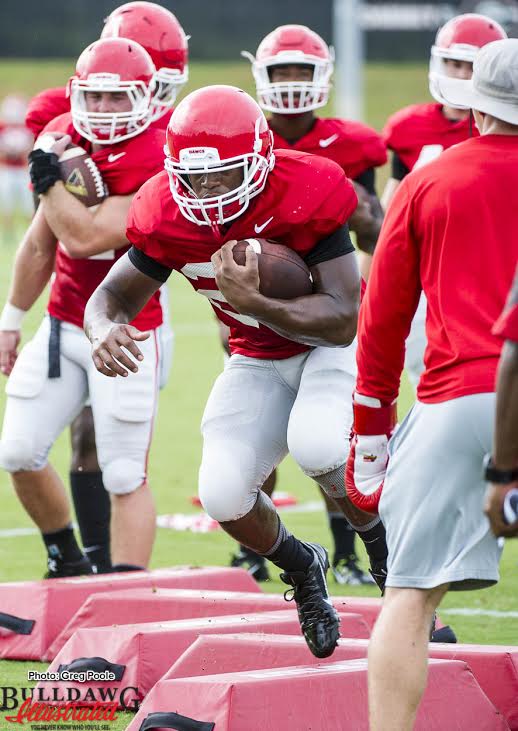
[
  {"xmin": 493, "ymin": 267, "xmax": 518, "ymax": 342},
  {"xmin": 25, "ymin": 87, "xmax": 69, "ymax": 138},
  {"xmin": 383, "ymin": 103, "xmax": 477, "ymax": 172},
  {"xmin": 127, "ymin": 150, "xmax": 357, "ymax": 359},
  {"xmin": 356, "ymin": 135, "xmax": 518, "ymax": 404},
  {"xmin": 42, "ymin": 112, "xmax": 165, "ymax": 331},
  {"xmin": 26, "ymin": 85, "xmax": 172, "ymax": 138},
  {"xmin": 271, "ymin": 117, "xmax": 386, "ymax": 180},
  {"xmin": 0, "ymin": 122, "xmax": 33, "ymax": 167}
]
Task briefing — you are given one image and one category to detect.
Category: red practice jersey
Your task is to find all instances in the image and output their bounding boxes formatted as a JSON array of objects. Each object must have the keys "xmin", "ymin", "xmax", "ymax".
[
  {"xmin": 271, "ymin": 117, "xmax": 387, "ymax": 180},
  {"xmin": 43, "ymin": 112, "xmax": 165, "ymax": 331},
  {"xmin": 356, "ymin": 135, "xmax": 518, "ymax": 404},
  {"xmin": 26, "ymin": 85, "xmax": 172, "ymax": 138},
  {"xmin": 127, "ymin": 149, "xmax": 357, "ymax": 359},
  {"xmin": 25, "ymin": 86, "xmax": 69, "ymax": 138},
  {"xmin": 493, "ymin": 266, "xmax": 518, "ymax": 343},
  {"xmin": 383, "ymin": 103, "xmax": 477, "ymax": 173}
]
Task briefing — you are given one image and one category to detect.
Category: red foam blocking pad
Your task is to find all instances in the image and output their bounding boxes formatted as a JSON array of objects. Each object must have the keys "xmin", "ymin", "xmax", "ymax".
[
  {"xmin": 126, "ymin": 659, "xmax": 509, "ymax": 731},
  {"xmin": 132, "ymin": 635, "xmax": 518, "ymax": 731},
  {"xmin": 39, "ymin": 611, "xmax": 368, "ymax": 707},
  {"xmin": 128, "ymin": 633, "xmax": 370, "ymax": 731},
  {"xmin": 48, "ymin": 589, "xmax": 379, "ymax": 660},
  {"xmin": 0, "ymin": 567, "xmax": 260, "ymax": 661},
  {"xmin": 47, "ymin": 588, "xmax": 291, "ymax": 660},
  {"xmin": 428, "ymin": 643, "xmax": 518, "ymax": 730}
]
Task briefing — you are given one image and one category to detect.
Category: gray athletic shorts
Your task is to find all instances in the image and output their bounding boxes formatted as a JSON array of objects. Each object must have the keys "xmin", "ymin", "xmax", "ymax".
[{"xmin": 380, "ymin": 392, "xmax": 501, "ymax": 591}]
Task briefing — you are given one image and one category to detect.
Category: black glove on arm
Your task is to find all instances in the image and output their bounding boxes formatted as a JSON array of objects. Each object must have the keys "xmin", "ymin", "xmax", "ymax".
[{"xmin": 29, "ymin": 149, "xmax": 61, "ymax": 195}]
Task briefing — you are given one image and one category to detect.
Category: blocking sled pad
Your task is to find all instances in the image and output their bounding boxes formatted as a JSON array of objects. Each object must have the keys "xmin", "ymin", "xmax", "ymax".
[
  {"xmin": 39, "ymin": 610, "xmax": 369, "ymax": 706},
  {"xmin": 47, "ymin": 589, "xmax": 384, "ymax": 659},
  {"xmin": 127, "ymin": 658, "xmax": 508, "ymax": 731},
  {"xmin": 129, "ymin": 633, "xmax": 518, "ymax": 731},
  {"xmin": 0, "ymin": 567, "xmax": 259, "ymax": 660}
]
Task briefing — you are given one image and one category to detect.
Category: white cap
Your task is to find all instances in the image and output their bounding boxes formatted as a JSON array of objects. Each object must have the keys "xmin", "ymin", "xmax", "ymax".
[{"xmin": 437, "ymin": 39, "xmax": 518, "ymax": 125}]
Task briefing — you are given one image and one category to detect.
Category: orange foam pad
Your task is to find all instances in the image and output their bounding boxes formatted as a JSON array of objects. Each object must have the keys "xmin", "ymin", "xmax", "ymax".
[
  {"xmin": 47, "ymin": 589, "xmax": 380, "ymax": 660},
  {"xmin": 127, "ymin": 658, "xmax": 509, "ymax": 731},
  {"xmin": 0, "ymin": 567, "xmax": 260, "ymax": 660},
  {"xmin": 40, "ymin": 610, "xmax": 369, "ymax": 707}
]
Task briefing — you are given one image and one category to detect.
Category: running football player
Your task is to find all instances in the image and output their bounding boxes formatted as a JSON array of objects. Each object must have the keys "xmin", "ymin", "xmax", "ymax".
[{"xmin": 85, "ymin": 85, "xmax": 389, "ymax": 658}]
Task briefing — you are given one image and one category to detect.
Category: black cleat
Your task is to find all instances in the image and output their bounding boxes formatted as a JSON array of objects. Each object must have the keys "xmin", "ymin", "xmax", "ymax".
[
  {"xmin": 280, "ymin": 542, "xmax": 340, "ymax": 658},
  {"xmin": 430, "ymin": 612, "xmax": 457, "ymax": 643},
  {"xmin": 332, "ymin": 555, "xmax": 376, "ymax": 586},
  {"xmin": 230, "ymin": 547, "xmax": 270, "ymax": 582},
  {"xmin": 44, "ymin": 555, "xmax": 93, "ymax": 579}
]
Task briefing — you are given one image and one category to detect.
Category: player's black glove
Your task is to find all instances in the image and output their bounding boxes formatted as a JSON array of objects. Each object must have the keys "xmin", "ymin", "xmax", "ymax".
[{"xmin": 28, "ymin": 149, "xmax": 61, "ymax": 194}]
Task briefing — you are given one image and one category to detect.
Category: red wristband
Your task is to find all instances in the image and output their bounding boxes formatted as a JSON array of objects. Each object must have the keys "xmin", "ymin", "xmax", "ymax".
[{"xmin": 353, "ymin": 401, "xmax": 397, "ymax": 436}]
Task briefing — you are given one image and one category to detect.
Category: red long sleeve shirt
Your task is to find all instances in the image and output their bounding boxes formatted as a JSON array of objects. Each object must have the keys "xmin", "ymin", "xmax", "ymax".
[{"xmin": 357, "ymin": 134, "xmax": 518, "ymax": 404}]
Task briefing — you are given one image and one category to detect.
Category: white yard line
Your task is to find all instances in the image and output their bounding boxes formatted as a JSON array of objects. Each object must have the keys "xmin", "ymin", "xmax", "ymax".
[
  {"xmin": 440, "ymin": 608, "xmax": 518, "ymax": 619},
  {"xmin": 0, "ymin": 501, "xmax": 325, "ymax": 540}
]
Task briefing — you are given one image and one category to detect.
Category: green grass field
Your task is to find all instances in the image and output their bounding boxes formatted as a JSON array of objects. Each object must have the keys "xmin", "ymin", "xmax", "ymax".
[{"xmin": 0, "ymin": 59, "xmax": 516, "ymax": 728}]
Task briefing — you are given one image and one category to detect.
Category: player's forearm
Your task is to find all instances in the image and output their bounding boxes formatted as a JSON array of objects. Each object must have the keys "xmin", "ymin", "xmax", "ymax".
[
  {"xmin": 84, "ymin": 282, "xmax": 140, "ymax": 342},
  {"xmin": 243, "ymin": 292, "xmax": 358, "ymax": 347},
  {"xmin": 40, "ymin": 182, "xmax": 104, "ymax": 258},
  {"xmin": 7, "ymin": 234, "xmax": 56, "ymax": 312},
  {"xmin": 493, "ymin": 341, "xmax": 518, "ymax": 470},
  {"xmin": 352, "ymin": 197, "xmax": 384, "ymax": 255}
]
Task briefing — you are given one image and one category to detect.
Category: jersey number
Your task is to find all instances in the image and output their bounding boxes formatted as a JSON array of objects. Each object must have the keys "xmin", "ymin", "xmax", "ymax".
[
  {"xmin": 413, "ymin": 144, "xmax": 444, "ymax": 170},
  {"xmin": 180, "ymin": 261, "xmax": 260, "ymax": 328}
]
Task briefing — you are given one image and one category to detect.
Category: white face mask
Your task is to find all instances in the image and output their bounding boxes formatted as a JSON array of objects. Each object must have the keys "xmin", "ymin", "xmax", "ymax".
[
  {"xmin": 428, "ymin": 45, "xmax": 477, "ymax": 108},
  {"xmin": 165, "ymin": 145, "xmax": 274, "ymax": 227},
  {"xmin": 149, "ymin": 66, "xmax": 189, "ymax": 122},
  {"xmin": 70, "ymin": 74, "xmax": 153, "ymax": 144},
  {"xmin": 243, "ymin": 49, "xmax": 334, "ymax": 115}
]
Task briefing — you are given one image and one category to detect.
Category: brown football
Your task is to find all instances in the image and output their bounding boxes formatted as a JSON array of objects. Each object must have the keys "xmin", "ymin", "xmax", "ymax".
[
  {"xmin": 58, "ymin": 146, "xmax": 108, "ymax": 207},
  {"xmin": 232, "ymin": 239, "xmax": 312, "ymax": 299}
]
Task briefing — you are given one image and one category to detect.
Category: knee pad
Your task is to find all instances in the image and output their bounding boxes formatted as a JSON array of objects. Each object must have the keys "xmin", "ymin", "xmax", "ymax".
[
  {"xmin": 0, "ymin": 438, "xmax": 46, "ymax": 473},
  {"xmin": 312, "ymin": 463, "xmax": 347, "ymax": 499},
  {"xmin": 198, "ymin": 442, "xmax": 258, "ymax": 522},
  {"xmin": 288, "ymin": 419, "xmax": 348, "ymax": 480},
  {"xmin": 102, "ymin": 458, "xmax": 145, "ymax": 495}
]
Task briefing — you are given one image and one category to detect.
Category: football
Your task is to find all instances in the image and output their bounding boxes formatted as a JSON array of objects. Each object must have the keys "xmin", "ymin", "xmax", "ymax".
[
  {"xmin": 232, "ymin": 239, "xmax": 312, "ymax": 299},
  {"xmin": 58, "ymin": 145, "xmax": 108, "ymax": 207}
]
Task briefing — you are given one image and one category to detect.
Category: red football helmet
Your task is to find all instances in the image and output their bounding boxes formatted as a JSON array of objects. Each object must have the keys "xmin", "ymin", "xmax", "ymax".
[
  {"xmin": 243, "ymin": 24, "xmax": 334, "ymax": 114},
  {"xmin": 70, "ymin": 37, "xmax": 155, "ymax": 144},
  {"xmin": 429, "ymin": 13, "xmax": 507, "ymax": 106},
  {"xmin": 165, "ymin": 85, "xmax": 274, "ymax": 227},
  {"xmin": 102, "ymin": 1, "xmax": 189, "ymax": 121}
]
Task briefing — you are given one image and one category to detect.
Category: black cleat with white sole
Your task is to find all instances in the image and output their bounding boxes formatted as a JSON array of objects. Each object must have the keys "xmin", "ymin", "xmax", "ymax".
[
  {"xmin": 45, "ymin": 555, "xmax": 93, "ymax": 579},
  {"xmin": 280, "ymin": 542, "xmax": 340, "ymax": 658}
]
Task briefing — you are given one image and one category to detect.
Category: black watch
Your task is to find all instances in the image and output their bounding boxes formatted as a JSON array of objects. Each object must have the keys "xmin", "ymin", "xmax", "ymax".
[{"xmin": 483, "ymin": 454, "xmax": 518, "ymax": 484}]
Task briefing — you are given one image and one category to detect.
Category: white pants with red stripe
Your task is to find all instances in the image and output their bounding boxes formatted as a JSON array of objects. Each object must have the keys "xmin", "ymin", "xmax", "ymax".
[{"xmin": 0, "ymin": 316, "xmax": 159, "ymax": 494}]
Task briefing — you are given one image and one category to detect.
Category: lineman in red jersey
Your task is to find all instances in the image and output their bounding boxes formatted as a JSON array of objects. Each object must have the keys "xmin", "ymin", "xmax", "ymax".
[
  {"xmin": 345, "ymin": 40, "xmax": 518, "ymax": 730},
  {"xmin": 0, "ymin": 38, "xmax": 165, "ymax": 578},
  {"xmin": 484, "ymin": 267, "xmax": 518, "ymax": 539},
  {"xmin": 85, "ymin": 85, "xmax": 389, "ymax": 659},
  {"xmin": 22, "ymin": 1, "xmax": 189, "ymax": 574},
  {"xmin": 229, "ymin": 24, "xmax": 387, "ymax": 585},
  {"xmin": 25, "ymin": 2, "xmax": 189, "ymax": 136},
  {"xmin": 379, "ymin": 14, "xmax": 507, "ymax": 388}
]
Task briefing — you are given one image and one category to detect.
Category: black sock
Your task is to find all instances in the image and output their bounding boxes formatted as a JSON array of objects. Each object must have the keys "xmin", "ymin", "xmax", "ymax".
[
  {"xmin": 354, "ymin": 519, "xmax": 388, "ymax": 566},
  {"xmin": 328, "ymin": 512, "xmax": 356, "ymax": 563},
  {"xmin": 262, "ymin": 520, "xmax": 313, "ymax": 573},
  {"xmin": 42, "ymin": 524, "xmax": 85, "ymax": 564},
  {"xmin": 111, "ymin": 563, "xmax": 145, "ymax": 572},
  {"xmin": 70, "ymin": 471, "xmax": 111, "ymax": 573}
]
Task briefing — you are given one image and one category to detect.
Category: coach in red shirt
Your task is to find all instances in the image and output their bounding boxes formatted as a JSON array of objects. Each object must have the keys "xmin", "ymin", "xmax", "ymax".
[{"xmin": 345, "ymin": 39, "xmax": 518, "ymax": 730}]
